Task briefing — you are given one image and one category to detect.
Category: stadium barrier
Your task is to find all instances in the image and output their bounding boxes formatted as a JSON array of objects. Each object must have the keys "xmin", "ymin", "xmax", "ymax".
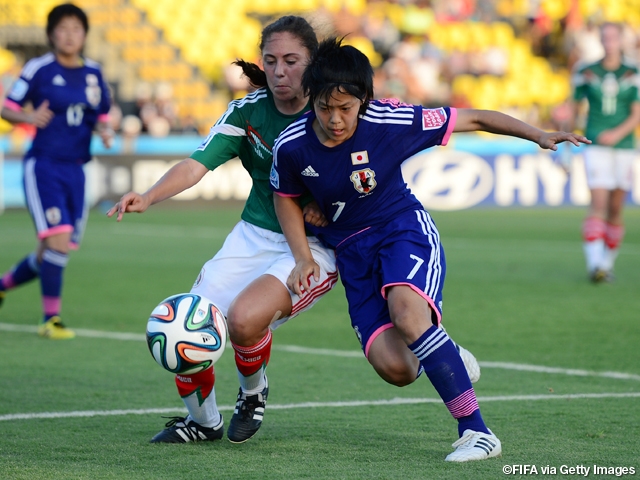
[{"xmin": 2, "ymin": 137, "xmax": 639, "ymax": 210}]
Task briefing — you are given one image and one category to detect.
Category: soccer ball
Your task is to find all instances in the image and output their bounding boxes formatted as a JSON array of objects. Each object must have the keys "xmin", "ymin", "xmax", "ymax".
[{"xmin": 146, "ymin": 293, "xmax": 227, "ymax": 375}]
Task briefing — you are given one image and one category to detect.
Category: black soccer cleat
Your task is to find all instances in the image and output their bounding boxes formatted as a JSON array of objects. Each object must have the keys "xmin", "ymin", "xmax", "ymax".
[
  {"xmin": 0, "ymin": 290, "xmax": 5, "ymax": 308},
  {"xmin": 150, "ymin": 415, "xmax": 224, "ymax": 443},
  {"xmin": 227, "ymin": 378, "xmax": 269, "ymax": 443}
]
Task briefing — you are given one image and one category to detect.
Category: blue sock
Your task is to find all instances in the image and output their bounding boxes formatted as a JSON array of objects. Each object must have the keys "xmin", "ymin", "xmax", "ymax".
[
  {"xmin": 1, "ymin": 253, "xmax": 39, "ymax": 291},
  {"xmin": 40, "ymin": 249, "xmax": 68, "ymax": 322},
  {"xmin": 409, "ymin": 325, "xmax": 489, "ymax": 436}
]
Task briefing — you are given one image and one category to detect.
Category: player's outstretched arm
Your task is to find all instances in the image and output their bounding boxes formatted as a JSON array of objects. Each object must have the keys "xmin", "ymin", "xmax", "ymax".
[
  {"xmin": 274, "ymin": 193, "xmax": 320, "ymax": 296},
  {"xmin": 107, "ymin": 158, "xmax": 208, "ymax": 221},
  {"xmin": 454, "ymin": 109, "xmax": 591, "ymax": 151}
]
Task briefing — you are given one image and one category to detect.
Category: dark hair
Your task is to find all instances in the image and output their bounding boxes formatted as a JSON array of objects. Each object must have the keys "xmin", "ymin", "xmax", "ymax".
[
  {"xmin": 47, "ymin": 3, "xmax": 89, "ymax": 47},
  {"xmin": 302, "ymin": 37, "xmax": 374, "ymax": 115},
  {"xmin": 234, "ymin": 15, "xmax": 318, "ymax": 88}
]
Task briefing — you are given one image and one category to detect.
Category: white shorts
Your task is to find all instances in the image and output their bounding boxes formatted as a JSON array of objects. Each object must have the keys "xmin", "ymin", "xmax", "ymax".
[
  {"xmin": 190, "ymin": 220, "xmax": 338, "ymax": 329},
  {"xmin": 583, "ymin": 145, "xmax": 636, "ymax": 191}
]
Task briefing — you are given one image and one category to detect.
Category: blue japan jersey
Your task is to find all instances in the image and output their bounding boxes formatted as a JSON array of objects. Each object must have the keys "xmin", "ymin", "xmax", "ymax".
[
  {"xmin": 5, "ymin": 52, "xmax": 111, "ymax": 164},
  {"xmin": 271, "ymin": 100, "xmax": 457, "ymax": 248}
]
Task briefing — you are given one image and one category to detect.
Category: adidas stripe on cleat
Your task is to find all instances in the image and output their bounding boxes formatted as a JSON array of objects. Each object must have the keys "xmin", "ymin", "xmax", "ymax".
[
  {"xmin": 445, "ymin": 429, "xmax": 502, "ymax": 462},
  {"xmin": 150, "ymin": 415, "xmax": 224, "ymax": 443},
  {"xmin": 227, "ymin": 377, "xmax": 269, "ymax": 443}
]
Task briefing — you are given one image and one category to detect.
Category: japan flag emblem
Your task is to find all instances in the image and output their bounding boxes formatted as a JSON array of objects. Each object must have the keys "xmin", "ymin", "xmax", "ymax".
[{"xmin": 351, "ymin": 151, "xmax": 369, "ymax": 165}]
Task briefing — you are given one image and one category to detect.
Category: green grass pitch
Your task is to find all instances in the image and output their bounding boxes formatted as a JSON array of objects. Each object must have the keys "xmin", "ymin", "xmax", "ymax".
[{"xmin": 1, "ymin": 205, "xmax": 639, "ymax": 479}]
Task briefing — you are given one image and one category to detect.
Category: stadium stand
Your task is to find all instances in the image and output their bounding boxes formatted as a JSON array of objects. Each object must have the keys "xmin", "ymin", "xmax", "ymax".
[{"xmin": 1, "ymin": 0, "xmax": 640, "ymax": 134}]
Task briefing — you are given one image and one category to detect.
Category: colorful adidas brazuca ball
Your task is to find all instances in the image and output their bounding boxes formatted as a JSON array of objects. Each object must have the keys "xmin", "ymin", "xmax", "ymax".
[{"xmin": 146, "ymin": 293, "xmax": 227, "ymax": 375}]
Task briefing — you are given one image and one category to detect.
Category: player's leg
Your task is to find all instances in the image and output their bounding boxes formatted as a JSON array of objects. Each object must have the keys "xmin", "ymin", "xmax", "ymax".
[
  {"xmin": 376, "ymin": 213, "xmax": 498, "ymax": 461},
  {"xmin": 582, "ymin": 146, "xmax": 614, "ymax": 281},
  {"xmin": 23, "ymin": 158, "xmax": 76, "ymax": 339},
  {"xmin": 150, "ymin": 367, "xmax": 224, "ymax": 443},
  {"xmin": 151, "ymin": 221, "xmax": 278, "ymax": 443},
  {"xmin": 0, "ymin": 158, "xmax": 42, "ymax": 307},
  {"xmin": 367, "ymin": 327, "xmax": 421, "ymax": 387},
  {"xmin": 386, "ymin": 285, "xmax": 500, "ymax": 462},
  {"xmin": 600, "ymin": 188, "xmax": 626, "ymax": 278},
  {"xmin": 225, "ymin": 235, "xmax": 338, "ymax": 443},
  {"xmin": 225, "ymin": 273, "xmax": 289, "ymax": 443},
  {"xmin": 0, "ymin": 252, "xmax": 39, "ymax": 308},
  {"xmin": 600, "ymin": 149, "xmax": 634, "ymax": 278},
  {"xmin": 583, "ymin": 188, "xmax": 609, "ymax": 281}
]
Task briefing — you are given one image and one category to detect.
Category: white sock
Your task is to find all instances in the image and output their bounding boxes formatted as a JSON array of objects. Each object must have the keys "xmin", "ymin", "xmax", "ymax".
[
  {"xmin": 182, "ymin": 388, "xmax": 221, "ymax": 428},
  {"xmin": 583, "ymin": 239, "xmax": 604, "ymax": 272},
  {"xmin": 600, "ymin": 246, "xmax": 619, "ymax": 272},
  {"xmin": 238, "ymin": 368, "xmax": 266, "ymax": 394}
]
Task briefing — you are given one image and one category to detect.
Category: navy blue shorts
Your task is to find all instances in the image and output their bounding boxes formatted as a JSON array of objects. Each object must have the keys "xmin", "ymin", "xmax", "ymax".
[
  {"xmin": 336, "ymin": 209, "xmax": 446, "ymax": 358},
  {"xmin": 23, "ymin": 156, "xmax": 87, "ymax": 248}
]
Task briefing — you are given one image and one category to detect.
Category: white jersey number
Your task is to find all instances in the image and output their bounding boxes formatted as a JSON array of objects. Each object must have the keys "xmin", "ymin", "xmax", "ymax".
[
  {"xmin": 66, "ymin": 104, "xmax": 85, "ymax": 127},
  {"xmin": 407, "ymin": 254, "xmax": 424, "ymax": 280},
  {"xmin": 332, "ymin": 201, "xmax": 346, "ymax": 222}
]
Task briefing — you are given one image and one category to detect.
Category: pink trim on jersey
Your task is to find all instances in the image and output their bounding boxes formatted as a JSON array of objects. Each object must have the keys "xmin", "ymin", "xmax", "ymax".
[
  {"xmin": 43, "ymin": 296, "xmax": 61, "ymax": 316},
  {"xmin": 4, "ymin": 99, "xmax": 22, "ymax": 112},
  {"xmin": 381, "ymin": 282, "xmax": 442, "ymax": 326},
  {"xmin": 364, "ymin": 323, "xmax": 395, "ymax": 358},
  {"xmin": 97, "ymin": 114, "xmax": 110, "ymax": 123},
  {"xmin": 441, "ymin": 108, "xmax": 457, "ymax": 146},
  {"xmin": 336, "ymin": 227, "xmax": 371, "ymax": 248},
  {"xmin": 2, "ymin": 273, "xmax": 16, "ymax": 289},
  {"xmin": 291, "ymin": 270, "xmax": 339, "ymax": 316},
  {"xmin": 37, "ymin": 225, "xmax": 74, "ymax": 240},
  {"xmin": 68, "ymin": 242, "xmax": 80, "ymax": 251},
  {"xmin": 274, "ymin": 191, "xmax": 302, "ymax": 198}
]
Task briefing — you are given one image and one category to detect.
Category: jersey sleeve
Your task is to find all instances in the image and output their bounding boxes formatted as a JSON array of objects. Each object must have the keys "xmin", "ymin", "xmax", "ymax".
[
  {"xmin": 190, "ymin": 102, "xmax": 247, "ymax": 170},
  {"xmin": 270, "ymin": 139, "xmax": 306, "ymax": 197},
  {"xmin": 398, "ymin": 104, "xmax": 456, "ymax": 157},
  {"xmin": 3, "ymin": 67, "xmax": 35, "ymax": 112},
  {"xmin": 364, "ymin": 100, "xmax": 456, "ymax": 159},
  {"xmin": 97, "ymin": 69, "xmax": 112, "ymax": 118}
]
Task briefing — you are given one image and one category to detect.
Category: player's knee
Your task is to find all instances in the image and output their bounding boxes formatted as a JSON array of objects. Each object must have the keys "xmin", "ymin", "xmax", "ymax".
[
  {"xmin": 378, "ymin": 366, "xmax": 417, "ymax": 387},
  {"xmin": 372, "ymin": 358, "xmax": 418, "ymax": 387},
  {"xmin": 226, "ymin": 301, "xmax": 270, "ymax": 344}
]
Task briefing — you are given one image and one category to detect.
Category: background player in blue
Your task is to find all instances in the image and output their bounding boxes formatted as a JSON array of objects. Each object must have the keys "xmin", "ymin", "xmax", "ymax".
[
  {"xmin": 0, "ymin": 3, "xmax": 113, "ymax": 339},
  {"xmin": 271, "ymin": 38, "xmax": 590, "ymax": 462}
]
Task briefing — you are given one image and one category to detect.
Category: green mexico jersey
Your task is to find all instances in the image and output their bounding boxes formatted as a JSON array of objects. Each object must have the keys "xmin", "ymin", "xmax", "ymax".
[
  {"xmin": 191, "ymin": 88, "xmax": 310, "ymax": 233},
  {"xmin": 573, "ymin": 61, "xmax": 640, "ymax": 149}
]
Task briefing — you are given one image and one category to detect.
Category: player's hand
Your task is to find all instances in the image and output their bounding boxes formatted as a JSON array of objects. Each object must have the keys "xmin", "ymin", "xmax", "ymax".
[
  {"xmin": 538, "ymin": 131, "xmax": 591, "ymax": 151},
  {"xmin": 302, "ymin": 200, "xmax": 329, "ymax": 227},
  {"xmin": 287, "ymin": 258, "xmax": 320, "ymax": 296},
  {"xmin": 30, "ymin": 100, "xmax": 54, "ymax": 129},
  {"xmin": 595, "ymin": 130, "xmax": 619, "ymax": 146},
  {"xmin": 106, "ymin": 192, "xmax": 150, "ymax": 222},
  {"xmin": 98, "ymin": 123, "xmax": 115, "ymax": 149}
]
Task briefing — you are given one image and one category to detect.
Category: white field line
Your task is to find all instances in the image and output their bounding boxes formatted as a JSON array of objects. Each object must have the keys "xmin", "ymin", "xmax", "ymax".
[
  {"xmin": 2, "ymin": 392, "xmax": 640, "ymax": 422},
  {"xmin": 2, "ymin": 322, "xmax": 639, "ymax": 382}
]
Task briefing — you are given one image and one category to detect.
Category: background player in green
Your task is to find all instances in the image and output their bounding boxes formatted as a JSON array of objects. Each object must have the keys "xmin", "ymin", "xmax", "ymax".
[
  {"xmin": 567, "ymin": 22, "xmax": 640, "ymax": 282},
  {"xmin": 109, "ymin": 16, "xmax": 338, "ymax": 444}
]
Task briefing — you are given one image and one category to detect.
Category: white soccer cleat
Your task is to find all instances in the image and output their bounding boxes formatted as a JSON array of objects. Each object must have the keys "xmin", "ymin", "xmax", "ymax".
[
  {"xmin": 445, "ymin": 429, "xmax": 502, "ymax": 462},
  {"xmin": 456, "ymin": 344, "xmax": 481, "ymax": 383}
]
